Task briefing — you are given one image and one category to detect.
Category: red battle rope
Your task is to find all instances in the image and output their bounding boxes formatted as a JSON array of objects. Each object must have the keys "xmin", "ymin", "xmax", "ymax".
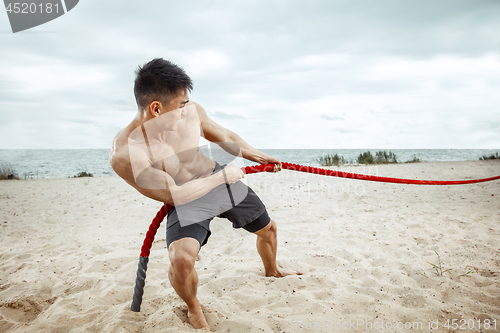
[{"xmin": 130, "ymin": 162, "xmax": 500, "ymax": 311}]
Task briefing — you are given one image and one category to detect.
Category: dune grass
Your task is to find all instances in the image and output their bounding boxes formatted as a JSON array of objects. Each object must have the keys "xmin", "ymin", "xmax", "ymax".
[
  {"xmin": 479, "ymin": 152, "xmax": 499, "ymax": 160},
  {"xmin": 315, "ymin": 153, "xmax": 347, "ymax": 166},
  {"xmin": 72, "ymin": 170, "xmax": 93, "ymax": 178},
  {"xmin": 317, "ymin": 151, "xmax": 422, "ymax": 167},
  {"xmin": 1, "ymin": 164, "xmax": 94, "ymax": 180},
  {"xmin": 357, "ymin": 150, "xmax": 398, "ymax": 164},
  {"xmin": 428, "ymin": 250, "xmax": 450, "ymax": 277},
  {"xmin": 0, "ymin": 164, "xmax": 20, "ymax": 180}
]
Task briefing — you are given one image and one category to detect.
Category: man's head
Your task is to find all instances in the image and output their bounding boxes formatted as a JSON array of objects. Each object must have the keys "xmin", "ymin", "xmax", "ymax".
[{"xmin": 134, "ymin": 58, "xmax": 193, "ymax": 113}]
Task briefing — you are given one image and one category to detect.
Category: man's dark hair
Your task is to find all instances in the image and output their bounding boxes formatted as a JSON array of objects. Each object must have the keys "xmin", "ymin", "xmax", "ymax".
[{"xmin": 134, "ymin": 58, "xmax": 193, "ymax": 110}]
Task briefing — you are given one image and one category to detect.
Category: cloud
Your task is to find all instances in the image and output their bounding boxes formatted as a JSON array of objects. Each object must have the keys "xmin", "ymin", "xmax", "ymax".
[
  {"xmin": 321, "ymin": 114, "xmax": 345, "ymax": 121},
  {"xmin": 182, "ymin": 50, "xmax": 230, "ymax": 77}
]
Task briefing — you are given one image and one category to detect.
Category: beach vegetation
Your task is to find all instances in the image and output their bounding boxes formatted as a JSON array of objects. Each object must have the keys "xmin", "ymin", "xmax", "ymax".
[
  {"xmin": 316, "ymin": 154, "xmax": 347, "ymax": 166},
  {"xmin": 0, "ymin": 164, "xmax": 20, "ymax": 180},
  {"xmin": 405, "ymin": 155, "xmax": 421, "ymax": 163},
  {"xmin": 428, "ymin": 250, "xmax": 450, "ymax": 277},
  {"xmin": 479, "ymin": 152, "xmax": 499, "ymax": 160},
  {"xmin": 317, "ymin": 150, "xmax": 401, "ymax": 166},
  {"xmin": 459, "ymin": 270, "xmax": 477, "ymax": 277},
  {"xmin": 375, "ymin": 150, "xmax": 398, "ymax": 164},
  {"xmin": 357, "ymin": 151, "xmax": 374, "ymax": 164},
  {"xmin": 73, "ymin": 170, "xmax": 93, "ymax": 178},
  {"xmin": 356, "ymin": 151, "xmax": 398, "ymax": 164}
]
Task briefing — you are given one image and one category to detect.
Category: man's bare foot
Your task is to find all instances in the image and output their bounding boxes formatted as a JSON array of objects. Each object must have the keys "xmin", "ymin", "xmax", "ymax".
[
  {"xmin": 187, "ymin": 305, "xmax": 210, "ymax": 330},
  {"xmin": 265, "ymin": 269, "xmax": 303, "ymax": 278}
]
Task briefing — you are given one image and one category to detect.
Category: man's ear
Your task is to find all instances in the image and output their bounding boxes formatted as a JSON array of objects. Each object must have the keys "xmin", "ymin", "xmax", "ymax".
[{"xmin": 149, "ymin": 101, "xmax": 162, "ymax": 118}]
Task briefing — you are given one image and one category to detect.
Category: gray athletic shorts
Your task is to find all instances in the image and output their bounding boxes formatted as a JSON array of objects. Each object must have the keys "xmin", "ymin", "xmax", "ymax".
[{"xmin": 166, "ymin": 162, "xmax": 271, "ymax": 248}]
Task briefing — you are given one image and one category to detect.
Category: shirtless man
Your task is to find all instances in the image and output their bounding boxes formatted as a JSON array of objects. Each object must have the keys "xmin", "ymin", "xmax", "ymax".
[{"xmin": 110, "ymin": 58, "xmax": 300, "ymax": 329}]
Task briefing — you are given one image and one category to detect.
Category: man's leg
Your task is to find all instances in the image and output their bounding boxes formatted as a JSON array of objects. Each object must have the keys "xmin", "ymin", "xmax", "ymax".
[
  {"xmin": 168, "ymin": 238, "xmax": 209, "ymax": 329},
  {"xmin": 253, "ymin": 219, "xmax": 302, "ymax": 277}
]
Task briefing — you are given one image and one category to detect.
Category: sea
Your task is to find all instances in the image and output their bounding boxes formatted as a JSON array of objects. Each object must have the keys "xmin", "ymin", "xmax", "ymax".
[{"xmin": 0, "ymin": 149, "xmax": 498, "ymax": 179}]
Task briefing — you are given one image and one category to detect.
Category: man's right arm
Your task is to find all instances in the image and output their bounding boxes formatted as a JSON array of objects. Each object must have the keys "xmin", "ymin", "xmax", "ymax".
[{"xmin": 110, "ymin": 153, "xmax": 244, "ymax": 206}]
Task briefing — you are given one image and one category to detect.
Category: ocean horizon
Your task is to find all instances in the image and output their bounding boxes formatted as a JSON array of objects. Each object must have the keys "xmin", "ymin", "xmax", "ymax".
[{"xmin": 0, "ymin": 148, "xmax": 498, "ymax": 179}]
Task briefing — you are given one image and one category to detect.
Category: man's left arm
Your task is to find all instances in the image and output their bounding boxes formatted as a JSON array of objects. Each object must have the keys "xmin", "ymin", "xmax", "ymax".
[{"xmin": 195, "ymin": 102, "xmax": 281, "ymax": 172}]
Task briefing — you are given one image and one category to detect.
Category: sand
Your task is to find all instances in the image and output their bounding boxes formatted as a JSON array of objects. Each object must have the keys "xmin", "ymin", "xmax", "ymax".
[{"xmin": 0, "ymin": 160, "xmax": 499, "ymax": 332}]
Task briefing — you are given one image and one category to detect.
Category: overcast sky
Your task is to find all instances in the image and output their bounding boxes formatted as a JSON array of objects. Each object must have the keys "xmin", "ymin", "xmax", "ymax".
[{"xmin": 1, "ymin": 0, "xmax": 499, "ymax": 149}]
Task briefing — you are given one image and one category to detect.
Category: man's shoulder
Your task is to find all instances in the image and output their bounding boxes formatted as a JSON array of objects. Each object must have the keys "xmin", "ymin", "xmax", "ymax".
[
  {"xmin": 110, "ymin": 142, "xmax": 132, "ymax": 178},
  {"xmin": 110, "ymin": 124, "xmax": 148, "ymax": 182},
  {"xmin": 189, "ymin": 101, "xmax": 208, "ymax": 119}
]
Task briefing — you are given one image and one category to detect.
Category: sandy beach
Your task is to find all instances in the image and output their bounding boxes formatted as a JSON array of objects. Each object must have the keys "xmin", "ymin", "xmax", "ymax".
[{"xmin": 1, "ymin": 160, "xmax": 499, "ymax": 332}]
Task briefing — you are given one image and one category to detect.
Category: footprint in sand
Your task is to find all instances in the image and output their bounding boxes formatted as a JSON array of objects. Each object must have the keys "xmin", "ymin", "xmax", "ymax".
[{"xmin": 0, "ymin": 296, "xmax": 56, "ymax": 324}]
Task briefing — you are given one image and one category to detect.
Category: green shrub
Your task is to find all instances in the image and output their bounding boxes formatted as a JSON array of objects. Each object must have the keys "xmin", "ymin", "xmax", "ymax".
[
  {"xmin": 356, "ymin": 151, "xmax": 398, "ymax": 164},
  {"xmin": 316, "ymin": 154, "xmax": 347, "ymax": 166},
  {"xmin": 479, "ymin": 152, "xmax": 499, "ymax": 160},
  {"xmin": 0, "ymin": 164, "xmax": 19, "ymax": 180},
  {"xmin": 73, "ymin": 170, "xmax": 93, "ymax": 178},
  {"xmin": 357, "ymin": 151, "xmax": 374, "ymax": 164},
  {"xmin": 375, "ymin": 150, "xmax": 398, "ymax": 163}
]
